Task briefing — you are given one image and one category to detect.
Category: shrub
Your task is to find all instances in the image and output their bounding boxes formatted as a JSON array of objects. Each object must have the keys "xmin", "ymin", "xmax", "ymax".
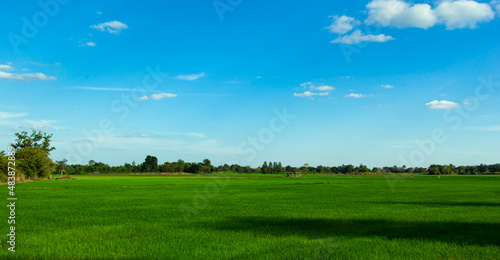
[
  {"xmin": 0, "ymin": 153, "xmax": 7, "ymax": 182},
  {"xmin": 16, "ymin": 147, "xmax": 57, "ymax": 180}
]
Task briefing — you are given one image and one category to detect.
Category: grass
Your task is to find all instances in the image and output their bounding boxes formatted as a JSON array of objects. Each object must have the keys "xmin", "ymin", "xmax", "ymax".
[{"xmin": 1, "ymin": 174, "xmax": 499, "ymax": 259}]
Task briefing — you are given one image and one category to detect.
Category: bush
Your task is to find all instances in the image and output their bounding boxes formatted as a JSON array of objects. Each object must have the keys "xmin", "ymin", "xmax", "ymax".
[
  {"xmin": 16, "ymin": 147, "xmax": 57, "ymax": 180},
  {"xmin": 0, "ymin": 153, "xmax": 7, "ymax": 182}
]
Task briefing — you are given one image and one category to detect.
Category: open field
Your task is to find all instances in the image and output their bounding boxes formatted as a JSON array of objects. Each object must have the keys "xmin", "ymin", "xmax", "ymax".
[{"xmin": 1, "ymin": 174, "xmax": 499, "ymax": 259}]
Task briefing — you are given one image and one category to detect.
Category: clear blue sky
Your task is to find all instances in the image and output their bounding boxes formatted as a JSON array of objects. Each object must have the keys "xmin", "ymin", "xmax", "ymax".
[{"xmin": 1, "ymin": 0, "xmax": 499, "ymax": 168}]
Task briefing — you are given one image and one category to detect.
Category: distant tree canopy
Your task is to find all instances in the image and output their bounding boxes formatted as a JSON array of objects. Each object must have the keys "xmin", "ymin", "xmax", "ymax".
[
  {"xmin": 60, "ymin": 156, "xmax": 500, "ymax": 176},
  {"xmin": 142, "ymin": 155, "xmax": 158, "ymax": 172},
  {"xmin": 11, "ymin": 130, "xmax": 55, "ymax": 153}
]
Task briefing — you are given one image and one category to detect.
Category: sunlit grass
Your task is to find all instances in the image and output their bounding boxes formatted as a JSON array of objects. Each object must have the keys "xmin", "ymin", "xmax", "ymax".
[{"xmin": 1, "ymin": 174, "xmax": 499, "ymax": 259}]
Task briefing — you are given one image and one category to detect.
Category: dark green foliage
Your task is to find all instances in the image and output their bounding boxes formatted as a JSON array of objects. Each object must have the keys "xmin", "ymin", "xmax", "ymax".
[
  {"xmin": 11, "ymin": 130, "xmax": 55, "ymax": 153},
  {"xmin": 142, "ymin": 155, "xmax": 158, "ymax": 172},
  {"xmin": 61, "ymin": 158, "xmax": 500, "ymax": 175},
  {"xmin": 15, "ymin": 147, "xmax": 57, "ymax": 179},
  {"xmin": 0, "ymin": 152, "xmax": 7, "ymax": 182}
]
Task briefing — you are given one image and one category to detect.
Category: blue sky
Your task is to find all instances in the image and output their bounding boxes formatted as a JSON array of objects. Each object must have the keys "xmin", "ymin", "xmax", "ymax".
[{"xmin": 1, "ymin": 0, "xmax": 500, "ymax": 168}]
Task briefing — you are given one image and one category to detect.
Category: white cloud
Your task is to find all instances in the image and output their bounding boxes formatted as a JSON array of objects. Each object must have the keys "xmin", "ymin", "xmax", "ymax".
[
  {"xmin": 425, "ymin": 100, "xmax": 459, "ymax": 109},
  {"xmin": 0, "ymin": 70, "xmax": 56, "ymax": 81},
  {"xmin": 296, "ymin": 83, "xmax": 333, "ymax": 98},
  {"xmin": 0, "ymin": 64, "xmax": 14, "ymax": 71},
  {"xmin": 180, "ymin": 132, "xmax": 205, "ymax": 138},
  {"xmin": 140, "ymin": 93, "xmax": 178, "ymax": 100},
  {"xmin": 345, "ymin": 93, "xmax": 368, "ymax": 98},
  {"xmin": 0, "ymin": 112, "xmax": 28, "ymax": 119},
  {"xmin": 0, "ymin": 112, "xmax": 28, "ymax": 127},
  {"xmin": 294, "ymin": 91, "xmax": 329, "ymax": 97},
  {"xmin": 493, "ymin": 0, "xmax": 500, "ymax": 13},
  {"xmin": 327, "ymin": 15, "xmax": 361, "ymax": 34},
  {"xmin": 91, "ymin": 21, "xmax": 128, "ymax": 35},
  {"xmin": 175, "ymin": 73, "xmax": 206, "ymax": 81},
  {"xmin": 172, "ymin": 132, "xmax": 206, "ymax": 138},
  {"xmin": 463, "ymin": 100, "xmax": 475, "ymax": 106},
  {"xmin": 365, "ymin": 0, "xmax": 437, "ymax": 29},
  {"xmin": 315, "ymin": 85, "xmax": 335, "ymax": 91},
  {"xmin": 15, "ymin": 119, "xmax": 64, "ymax": 131},
  {"xmin": 80, "ymin": 42, "xmax": 96, "ymax": 47},
  {"xmin": 435, "ymin": 0, "xmax": 495, "ymax": 29},
  {"xmin": 380, "ymin": 84, "xmax": 394, "ymax": 89},
  {"xmin": 331, "ymin": 30, "xmax": 394, "ymax": 44},
  {"xmin": 97, "ymin": 11, "xmax": 103, "ymax": 15},
  {"xmin": 300, "ymin": 82, "xmax": 314, "ymax": 88},
  {"xmin": 301, "ymin": 82, "xmax": 335, "ymax": 91},
  {"xmin": 364, "ymin": 0, "xmax": 495, "ymax": 30}
]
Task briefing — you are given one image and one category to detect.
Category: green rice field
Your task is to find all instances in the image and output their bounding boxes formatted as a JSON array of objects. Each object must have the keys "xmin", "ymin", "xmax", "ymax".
[{"xmin": 1, "ymin": 174, "xmax": 499, "ymax": 259}]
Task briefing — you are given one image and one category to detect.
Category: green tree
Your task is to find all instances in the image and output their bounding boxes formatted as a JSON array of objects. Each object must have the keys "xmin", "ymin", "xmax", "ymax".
[
  {"xmin": 358, "ymin": 164, "xmax": 370, "ymax": 173},
  {"xmin": 142, "ymin": 155, "xmax": 158, "ymax": 172},
  {"xmin": 16, "ymin": 147, "xmax": 57, "ymax": 179},
  {"xmin": 11, "ymin": 131, "xmax": 55, "ymax": 153},
  {"xmin": 188, "ymin": 163, "xmax": 201, "ymax": 173},
  {"xmin": 428, "ymin": 165, "xmax": 440, "ymax": 175},
  {"xmin": 0, "ymin": 152, "xmax": 7, "ymax": 182},
  {"xmin": 261, "ymin": 161, "xmax": 268, "ymax": 174},
  {"xmin": 202, "ymin": 159, "xmax": 211, "ymax": 167},
  {"xmin": 56, "ymin": 159, "xmax": 68, "ymax": 174},
  {"xmin": 177, "ymin": 159, "xmax": 186, "ymax": 172},
  {"xmin": 277, "ymin": 162, "xmax": 283, "ymax": 173}
]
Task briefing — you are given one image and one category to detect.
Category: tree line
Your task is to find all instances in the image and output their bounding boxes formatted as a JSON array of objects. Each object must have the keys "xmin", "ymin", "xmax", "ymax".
[
  {"xmin": 1, "ymin": 131, "xmax": 499, "ymax": 182},
  {"xmin": 59, "ymin": 157, "xmax": 500, "ymax": 176}
]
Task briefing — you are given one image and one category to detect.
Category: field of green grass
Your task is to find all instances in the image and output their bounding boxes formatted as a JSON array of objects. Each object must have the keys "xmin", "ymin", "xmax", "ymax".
[{"xmin": 1, "ymin": 174, "xmax": 499, "ymax": 259}]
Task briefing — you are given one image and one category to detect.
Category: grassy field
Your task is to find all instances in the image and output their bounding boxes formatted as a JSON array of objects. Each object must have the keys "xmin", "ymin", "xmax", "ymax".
[{"xmin": 1, "ymin": 174, "xmax": 499, "ymax": 259}]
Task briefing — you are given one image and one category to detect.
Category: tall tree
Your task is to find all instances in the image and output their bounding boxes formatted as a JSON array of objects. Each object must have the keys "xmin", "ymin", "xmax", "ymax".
[
  {"xmin": 262, "ymin": 161, "xmax": 268, "ymax": 174},
  {"xmin": 11, "ymin": 131, "xmax": 55, "ymax": 153},
  {"xmin": 142, "ymin": 155, "xmax": 158, "ymax": 172},
  {"xmin": 202, "ymin": 159, "xmax": 211, "ymax": 167}
]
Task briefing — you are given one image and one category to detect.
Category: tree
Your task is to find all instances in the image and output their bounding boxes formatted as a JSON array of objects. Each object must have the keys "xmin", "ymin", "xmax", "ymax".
[
  {"xmin": 301, "ymin": 163, "xmax": 310, "ymax": 174},
  {"xmin": 277, "ymin": 162, "xmax": 283, "ymax": 173},
  {"xmin": 202, "ymin": 159, "xmax": 211, "ymax": 167},
  {"xmin": 56, "ymin": 159, "xmax": 68, "ymax": 172},
  {"xmin": 428, "ymin": 165, "xmax": 440, "ymax": 175},
  {"xmin": 16, "ymin": 147, "xmax": 57, "ymax": 179},
  {"xmin": 357, "ymin": 164, "xmax": 370, "ymax": 173},
  {"xmin": 56, "ymin": 159, "xmax": 68, "ymax": 177},
  {"xmin": 11, "ymin": 131, "xmax": 55, "ymax": 153},
  {"xmin": 261, "ymin": 161, "xmax": 268, "ymax": 174},
  {"xmin": 188, "ymin": 163, "xmax": 201, "ymax": 173},
  {"xmin": 142, "ymin": 155, "xmax": 158, "ymax": 172},
  {"xmin": 0, "ymin": 152, "xmax": 7, "ymax": 182},
  {"xmin": 177, "ymin": 159, "xmax": 186, "ymax": 172}
]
